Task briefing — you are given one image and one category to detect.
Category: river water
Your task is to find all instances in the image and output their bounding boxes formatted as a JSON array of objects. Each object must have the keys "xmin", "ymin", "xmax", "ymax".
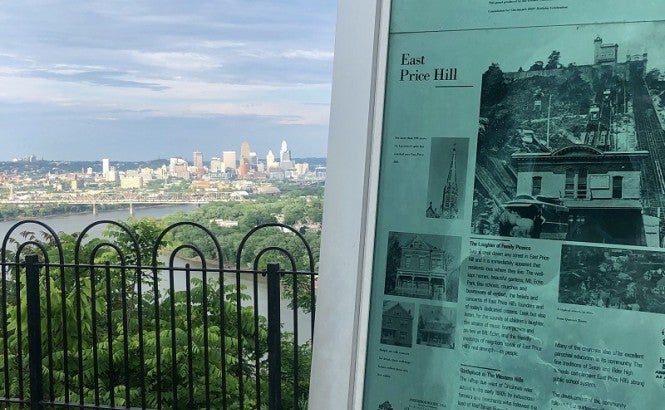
[
  {"xmin": 0, "ymin": 204, "xmax": 195, "ymax": 235},
  {"xmin": 0, "ymin": 205, "xmax": 313, "ymax": 339}
]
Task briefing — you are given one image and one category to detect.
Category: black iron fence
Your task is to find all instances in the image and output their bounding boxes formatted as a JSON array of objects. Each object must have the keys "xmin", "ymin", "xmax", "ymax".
[{"xmin": 0, "ymin": 220, "xmax": 317, "ymax": 409}]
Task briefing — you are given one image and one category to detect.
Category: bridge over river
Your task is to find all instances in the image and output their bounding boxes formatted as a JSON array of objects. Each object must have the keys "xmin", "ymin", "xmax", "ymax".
[{"xmin": 0, "ymin": 190, "xmax": 239, "ymax": 214}]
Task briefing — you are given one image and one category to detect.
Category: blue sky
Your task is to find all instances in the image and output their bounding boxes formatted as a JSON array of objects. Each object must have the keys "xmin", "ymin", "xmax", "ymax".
[{"xmin": 0, "ymin": 1, "xmax": 336, "ymax": 161}]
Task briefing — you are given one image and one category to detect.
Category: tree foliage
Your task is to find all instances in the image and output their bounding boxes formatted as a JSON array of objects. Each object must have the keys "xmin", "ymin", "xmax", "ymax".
[
  {"xmin": 528, "ymin": 60, "xmax": 544, "ymax": 71},
  {"xmin": 161, "ymin": 195, "xmax": 321, "ymax": 314},
  {"xmin": 0, "ymin": 217, "xmax": 311, "ymax": 408},
  {"xmin": 557, "ymin": 68, "xmax": 593, "ymax": 114},
  {"xmin": 545, "ymin": 50, "xmax": 561, "ymax": 69},
  {"xmin": 478, "ymin": 63, "xmax": 516, "ymax": 159},
  {"xmin": 480, "ymin": 63, "xmax": 508, "ymax": 107},
  {"xmin": 383, "ymin": 233, "xmax": 402, "ymax": 294}
]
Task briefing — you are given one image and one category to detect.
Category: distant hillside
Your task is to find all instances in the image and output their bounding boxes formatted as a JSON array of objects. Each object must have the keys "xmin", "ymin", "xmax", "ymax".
[
  {"xmin": 0, "ymin": 157, "xmax": 326, "ymax": 174},
  {"xmin": 0, "ymin": 159, "xmax": 170, "ymax": 174},
  {"xmin": 478, "ymin": 62, "xmax": 629, "ymax": 160},
  {"xmin": 293, "ymin": 157, "xmax": 326, "ymax": 167}
]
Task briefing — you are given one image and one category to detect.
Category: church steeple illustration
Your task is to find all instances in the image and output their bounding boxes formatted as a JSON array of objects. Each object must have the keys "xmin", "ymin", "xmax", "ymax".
[
  {"xmin": 441, "ymin": 145, "xmax": 459, "ymax": 218},
  {"xmin": 425, "ymin": 143, "xmax": 462, "ymax": 219}
]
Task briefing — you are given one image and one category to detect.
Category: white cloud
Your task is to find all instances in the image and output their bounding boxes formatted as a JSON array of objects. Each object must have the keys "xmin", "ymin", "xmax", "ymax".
[
  {"xmin": 198, "ymin": 40, "xmax": 247, "ymax": 49},
  {"xmin": 0, "ymin": 0, "xmax": 336, "ymax": 156},
  {"xmin": 181, "ymin": 101, "xmax": 330, "ymax": 125},
  {"xmin": 281, "ymin": 49, "xmax": 334, "ymax": 61},
  {"xmin": 128, "ymin": 50, "xmax": 221, "ymax": 72},
  {"xmin": 46, "ymin": 63, "xmax": 111, "ymax": 75},
  {"xmin": 0, "ymin": 69, "xmax": 331, "ymax": 125},
  {"xmin": 234, "ymin": 47, "xmax": 334, "ymax": 62}
]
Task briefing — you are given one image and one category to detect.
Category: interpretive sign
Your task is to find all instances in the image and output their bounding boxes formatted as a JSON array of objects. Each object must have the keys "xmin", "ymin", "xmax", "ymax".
[{"xmin": 362, "ymin": 1, "xmax": 665, "ymax": 408}]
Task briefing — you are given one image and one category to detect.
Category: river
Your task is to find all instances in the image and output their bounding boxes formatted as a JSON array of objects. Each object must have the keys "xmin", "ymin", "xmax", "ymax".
[
  {"xmin": 0, "ymin": 204, "xmax": 196, "ymax": 235},
  {"xmin": 0, "ymin": 205, "xmax": 313, "ymax": 339}
]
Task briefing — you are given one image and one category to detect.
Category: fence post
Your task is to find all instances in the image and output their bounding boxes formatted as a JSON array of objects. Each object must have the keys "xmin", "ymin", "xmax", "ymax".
[
  {"xmin": 25, "ymin": 255, "xmax": 43, "ymax": 410},
  {"xmin": 266, "ymin": 262, "xmax": 282, "ymax": 409}
]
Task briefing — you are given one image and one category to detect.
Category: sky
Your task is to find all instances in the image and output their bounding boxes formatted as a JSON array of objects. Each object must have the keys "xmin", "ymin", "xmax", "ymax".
[{"xmin": 0, "ymin": 1, "xmax": 336, "ymax": 161}]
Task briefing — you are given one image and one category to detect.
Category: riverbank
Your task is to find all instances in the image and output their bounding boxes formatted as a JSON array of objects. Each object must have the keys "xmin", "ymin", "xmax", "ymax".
[
  {"xmin": 0, "ymin": 203, "xmax": 183, "ymax": 223},
  {"xmin": 0, "ymin": 204, "xmax": 197, "ymax": 236}
]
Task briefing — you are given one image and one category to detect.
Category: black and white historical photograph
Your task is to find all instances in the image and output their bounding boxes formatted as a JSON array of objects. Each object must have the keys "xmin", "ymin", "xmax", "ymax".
[
  {"xmin": 425, "ymin": 137, "xmax": 469, "ymax": 219},
  {"xmin": 383, "ymin": 232, "xmax": 461, "ymax": 302},
  {"xmin": 559, "ymin": 244, "xmax": 665, "ymax": 314},
  {"xmin": 416, "ymin": 305, "xmax": 456, "ymax": 349},
  {"xmin": 471, "ymin": 23, "xmax": 665, "ymax": 247},
  {"xmin": 380, "ymin": 300, "xmax": 415, "ymax": 348}
]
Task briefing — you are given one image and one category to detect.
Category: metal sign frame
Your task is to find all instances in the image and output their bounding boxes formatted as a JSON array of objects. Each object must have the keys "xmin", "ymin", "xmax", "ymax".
[{"xmin": 309, "ymin": 0, "xmax": 390, "ymax": 408}]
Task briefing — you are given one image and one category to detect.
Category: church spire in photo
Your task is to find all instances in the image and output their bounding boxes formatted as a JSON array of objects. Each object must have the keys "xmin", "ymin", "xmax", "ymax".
[{"xmin": 441, "ymin": 145, "xmax": 459, "ymax": 218}]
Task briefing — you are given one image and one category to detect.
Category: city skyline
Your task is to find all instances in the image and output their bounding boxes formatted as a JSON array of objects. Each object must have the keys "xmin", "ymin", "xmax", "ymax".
[
  {"xmin": 7, "ymin": 140, "xmax": 326, "ymax": 164},
  {"xmin": 0, "ymin": 1, "xmax": 335, "ymax": 161}
]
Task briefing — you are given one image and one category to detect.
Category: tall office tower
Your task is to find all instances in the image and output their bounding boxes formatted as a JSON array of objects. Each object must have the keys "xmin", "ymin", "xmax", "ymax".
[
  {"xmin": 440, "ymin": 146, "xmax": 459, "ymax": 218},
  {"xmin": 240, "ymin": 142, "xmax": 251, "ymax": 165},
  {"xmin": 193, "ymin": 151, "xmax": 203, "ymax": 170},
  {"xmin": 266, "ymin": 150, "xmax": 276, "ymax": 169},
  {"xmin": 250, "ymin": 152, "xmax": 258, "ymax": 170},
  {"xmin": 237, "ymin": 162, "xmax": 250, "ymax": 177},
  {"xmin": 102, "ymin": 158, "xmax": 110, "ymax": 176},
  {"xmin": 223, "ymin": 151, "xmax": 237, "ymax": 170},
  {"xmin": 170, "ymin": 159, "xmax": 190, "ymax": 179},
  {"xmin": 169, "ymin": 157, "xmax": 179, "ymax": 173},
  {"xmin": 210, "ymin": 157, "xmax": 224, "ymax": 173},
  {"xmin": 279, "ymin": 140, "xmax": 294, "ymax": 170},
  {"xmin": 107, "ymin": 167, "xmax": 119, "ymax": 182},
  {"xmin": 279, "ymin": 140, "xmax": 291, "ymax": 162}
]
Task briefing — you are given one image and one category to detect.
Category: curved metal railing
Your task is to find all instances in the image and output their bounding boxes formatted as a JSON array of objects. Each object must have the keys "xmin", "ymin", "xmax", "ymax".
[{"xmin": 0, "ymin": 220, "xmax": 317, "ymax": 409}]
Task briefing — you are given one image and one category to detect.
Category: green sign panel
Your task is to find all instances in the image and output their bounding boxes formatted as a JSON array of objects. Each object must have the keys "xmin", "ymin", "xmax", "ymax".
[{"xmin": 363, "ymin": 1, "xmax": 665, "ymax": 408}]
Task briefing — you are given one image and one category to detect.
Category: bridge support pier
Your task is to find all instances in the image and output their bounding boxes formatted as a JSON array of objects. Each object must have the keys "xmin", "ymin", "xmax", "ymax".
[
  {"xmin": 92, "ymin": 203, "xmax": 97, "ymax": 216},
  {"xmin": 129, "ymin": 203, "xmax": 134, "ymax": 216}
]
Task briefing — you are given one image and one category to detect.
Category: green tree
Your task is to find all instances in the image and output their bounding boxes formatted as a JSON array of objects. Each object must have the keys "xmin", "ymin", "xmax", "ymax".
[
  {"xmin": 558, "ymin": 68, "xmax": 593, "ymax": 114},
  {"xmin": 282, "ymin": 201, "xmax": 307, "ymax": 226},
  {"xmin": 384, "ymin": 233, "xmax": 402, "ymax": 294},
  {"xmin": 0, "ymin": 218, "xmax": 311, "ymax": 409},
  {"xmin": 480, "ymin": 63, "xmax": 508, "ymax": 106},
  {"xmin": 529, "ymin": 60, "xmax": 544, "ymax": 71},
  {"xmin": 545, "ymin": 50, "xmax": 561, "ymax": 69}
]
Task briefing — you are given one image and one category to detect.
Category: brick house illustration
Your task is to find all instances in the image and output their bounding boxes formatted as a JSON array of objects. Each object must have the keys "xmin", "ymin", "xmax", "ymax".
[
  {"xmin": 381, "ymin": 302, "xmax": 413, "ymax": 347},
  {"xmin": 394, "ymin": 236, "xmax": 449, "ymax": 300}
]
